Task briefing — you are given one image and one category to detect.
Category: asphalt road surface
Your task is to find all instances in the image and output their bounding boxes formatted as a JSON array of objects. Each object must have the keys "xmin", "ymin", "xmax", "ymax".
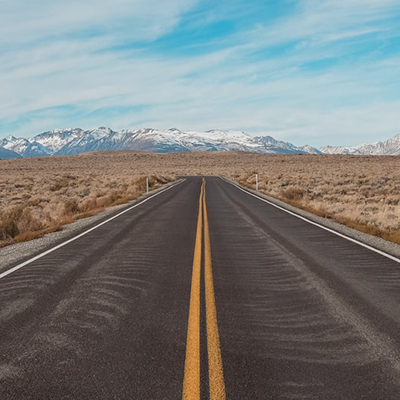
[{"xmin": 1, "ymin": 177, "xmax": 400, "ymax": 399}]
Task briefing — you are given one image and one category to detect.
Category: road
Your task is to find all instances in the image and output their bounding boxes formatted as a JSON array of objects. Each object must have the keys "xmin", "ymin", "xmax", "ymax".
[{"xmin": 1, "ymin": 176, "xmax": 400, "ymax": 399}]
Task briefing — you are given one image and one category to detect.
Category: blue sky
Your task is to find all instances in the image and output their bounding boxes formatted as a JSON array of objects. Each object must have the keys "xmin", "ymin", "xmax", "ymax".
[{"xmin": 0, "ymin": 0, "xmax": 399, "ymax": 147}]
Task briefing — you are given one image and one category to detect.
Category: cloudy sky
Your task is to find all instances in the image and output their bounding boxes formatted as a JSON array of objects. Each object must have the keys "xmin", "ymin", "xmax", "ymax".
[{"xmin": 1, "ymin": 0, "xmax": 399, "ymax": 147}]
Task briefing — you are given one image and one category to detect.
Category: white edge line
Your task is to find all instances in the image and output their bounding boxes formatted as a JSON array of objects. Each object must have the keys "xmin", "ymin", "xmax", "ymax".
[
  {"xmin": 0, "ymin": 179, "xmax": 186, "ymax": 280},
  {"xmin": 222, "ymin": 177, "xmax": 400, "ymax": 264}
]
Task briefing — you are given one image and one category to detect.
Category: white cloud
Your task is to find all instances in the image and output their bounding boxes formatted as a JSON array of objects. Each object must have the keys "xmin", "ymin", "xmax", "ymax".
[
  {"xmin": 0, "ymin": 0, "xmax": 197, "ymax": 46},
  {"xmin": 0, "ymin": 0, "xmax": 399, "ymax": 147},
  {"xmin": 237, "ymin": 0, "xmax": 400, "ymax": 52}
]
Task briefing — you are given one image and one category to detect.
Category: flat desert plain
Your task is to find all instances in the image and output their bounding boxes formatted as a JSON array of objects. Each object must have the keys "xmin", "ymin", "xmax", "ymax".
[{"xmin": 0, "ymin": 151, "xmax": 399, "ymax": 246}]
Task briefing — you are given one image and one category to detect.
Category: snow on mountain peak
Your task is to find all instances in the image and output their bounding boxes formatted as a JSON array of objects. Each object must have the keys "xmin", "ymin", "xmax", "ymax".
[
  {"xmin": 2, "ymin": 127, "xmax": 398, "ymax": 158},
  {"xmin": 4, "ymin": 135, "xmax": 18, "ymax": 142},
  {"xmin": 2, "ymin": 127, "xmax": 306, "ymax": 156},
  {"xmin": 320, "ymin": 133, "xmax": 400, "ymax": 155}
]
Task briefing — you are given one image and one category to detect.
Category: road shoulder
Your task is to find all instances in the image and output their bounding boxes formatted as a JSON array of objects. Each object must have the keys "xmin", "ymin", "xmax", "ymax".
[
  {"xmin": 0, "ymin": 179, "xmax": 184, "ymax": 272},
  {"xmin": 221, "ymin": 176, "xmax": 400, "ymax": 260}
]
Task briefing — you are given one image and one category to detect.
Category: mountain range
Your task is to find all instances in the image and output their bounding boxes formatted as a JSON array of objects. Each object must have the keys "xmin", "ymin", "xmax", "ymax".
[
  {"xmin": 320, "ymin": 133, "xmax": 400, "ymax": 156},
  {"xmin": 0, "ymin": 127, "xmax": 321, "ymax": 158},
  {"xmin": 0, "ymin": 127, "xmax": 399, "ymax": 159}
]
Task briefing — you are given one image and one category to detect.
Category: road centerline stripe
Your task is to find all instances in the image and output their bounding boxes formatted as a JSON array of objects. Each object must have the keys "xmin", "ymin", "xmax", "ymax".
[
  {"xmin": 183, "ymin": 179, "xmax": 226, "ymax": 400},
  {"xmin": 182, "ymin": 182, "xmax": 204, "ymax": 400},
  {"xmin": 203, "ymin": 181, "xmax": 226, "ymax": 400}
]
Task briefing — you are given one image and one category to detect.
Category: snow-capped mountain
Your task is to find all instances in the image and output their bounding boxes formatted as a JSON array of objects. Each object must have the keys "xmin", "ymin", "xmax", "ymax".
[
  {"xmin": 33, "ymin": 128, "xmax": 85, "ymax": 152},
  {"xmin": 1, "ymin": 127, "xmax": 398, "ymax": 159},
  {"xmin": 253, "ymin": 136, "xmax": 323, "ymax": 154},
  {"xmin": 321, "ymin": 133, "xmax": 400, "ymax": 156},
  {"xmin": 0, "ymin": 127, "xmax": 321, "ymax": 157},
  {"xmin": 126, "ymin": 129, "xmax": 262, "ymax": 153},
  {"xmin": 53, "ymin": 127, "xmax": 115, "ymax": 155},
  {"xmin": 0, "ymin": 135, "xmax": 52, "ymax": 157},
  {"xmin": 298, "ymin": 145, "xmax": 323, "ymax": 155}
]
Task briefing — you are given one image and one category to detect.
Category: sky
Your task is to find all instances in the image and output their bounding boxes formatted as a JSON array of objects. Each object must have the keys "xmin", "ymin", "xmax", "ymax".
[{"xmin": 0, "ymin": 0, "xmax": 399, "ymax": 147}]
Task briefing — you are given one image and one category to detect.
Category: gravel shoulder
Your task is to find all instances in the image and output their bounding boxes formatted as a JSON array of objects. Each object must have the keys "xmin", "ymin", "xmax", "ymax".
[
  {"xmin": 222, "ymin": 176, "xmax": 400, "ymax": 260},
  {"xmin": 0, "ymin": 180, "xmax": 183, "ymax": 273}
]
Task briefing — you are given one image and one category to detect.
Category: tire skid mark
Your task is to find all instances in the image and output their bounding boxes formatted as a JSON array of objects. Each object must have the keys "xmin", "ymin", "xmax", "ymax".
[
  {"xmin": 0, "ymin": 186, "xmax": 187, "ymax": 394},
  {"xmin": 0, "ymin": 191, "xmax": 171, "ymax": 333}
]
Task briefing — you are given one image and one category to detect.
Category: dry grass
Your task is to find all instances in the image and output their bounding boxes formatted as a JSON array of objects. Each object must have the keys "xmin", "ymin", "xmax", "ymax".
[
  {"xmin": 234, "ymin": 155, "xmax": 400, "ymax": 245},
  {"xmin": 0, "ymin": 152, "xmax": 173, "ymax": 247},
  {"xmin": 1, "ymin": 151, "xmax": 399, "ymax": 246}
]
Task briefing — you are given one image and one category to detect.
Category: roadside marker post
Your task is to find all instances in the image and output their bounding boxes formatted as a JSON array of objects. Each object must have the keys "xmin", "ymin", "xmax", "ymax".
[
  {"xmin": 256, "ymin": 173, "xmax": 259, "ymax": 191},
  {"xmin": 146, "ymin": 177, "xmax": 149, "ymax": 194}
]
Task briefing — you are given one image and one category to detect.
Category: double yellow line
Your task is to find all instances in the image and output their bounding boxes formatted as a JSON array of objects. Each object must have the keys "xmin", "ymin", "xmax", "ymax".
[{"xmin": 182, "ymin": 179, "xmax": 226, "ymax": 400}]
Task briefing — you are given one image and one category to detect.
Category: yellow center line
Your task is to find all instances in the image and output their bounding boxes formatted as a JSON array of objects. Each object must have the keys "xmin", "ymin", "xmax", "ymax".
[
  {"xmin": 203, "ymin": 181, "xmax": 226, "ymax": 400},
  {"xmin": 182, "ymin": 179, "xmax": 226, "ymax": 400},
  {"xmin": 182, "ymin": 182, "xmax": 203, "ymax": 400}
]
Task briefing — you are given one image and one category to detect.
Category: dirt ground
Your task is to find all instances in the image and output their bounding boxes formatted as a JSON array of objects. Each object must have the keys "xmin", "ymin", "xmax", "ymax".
[{"xmin": 1, "ymin": 151, "xmax": 399, "ymax": 245}]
